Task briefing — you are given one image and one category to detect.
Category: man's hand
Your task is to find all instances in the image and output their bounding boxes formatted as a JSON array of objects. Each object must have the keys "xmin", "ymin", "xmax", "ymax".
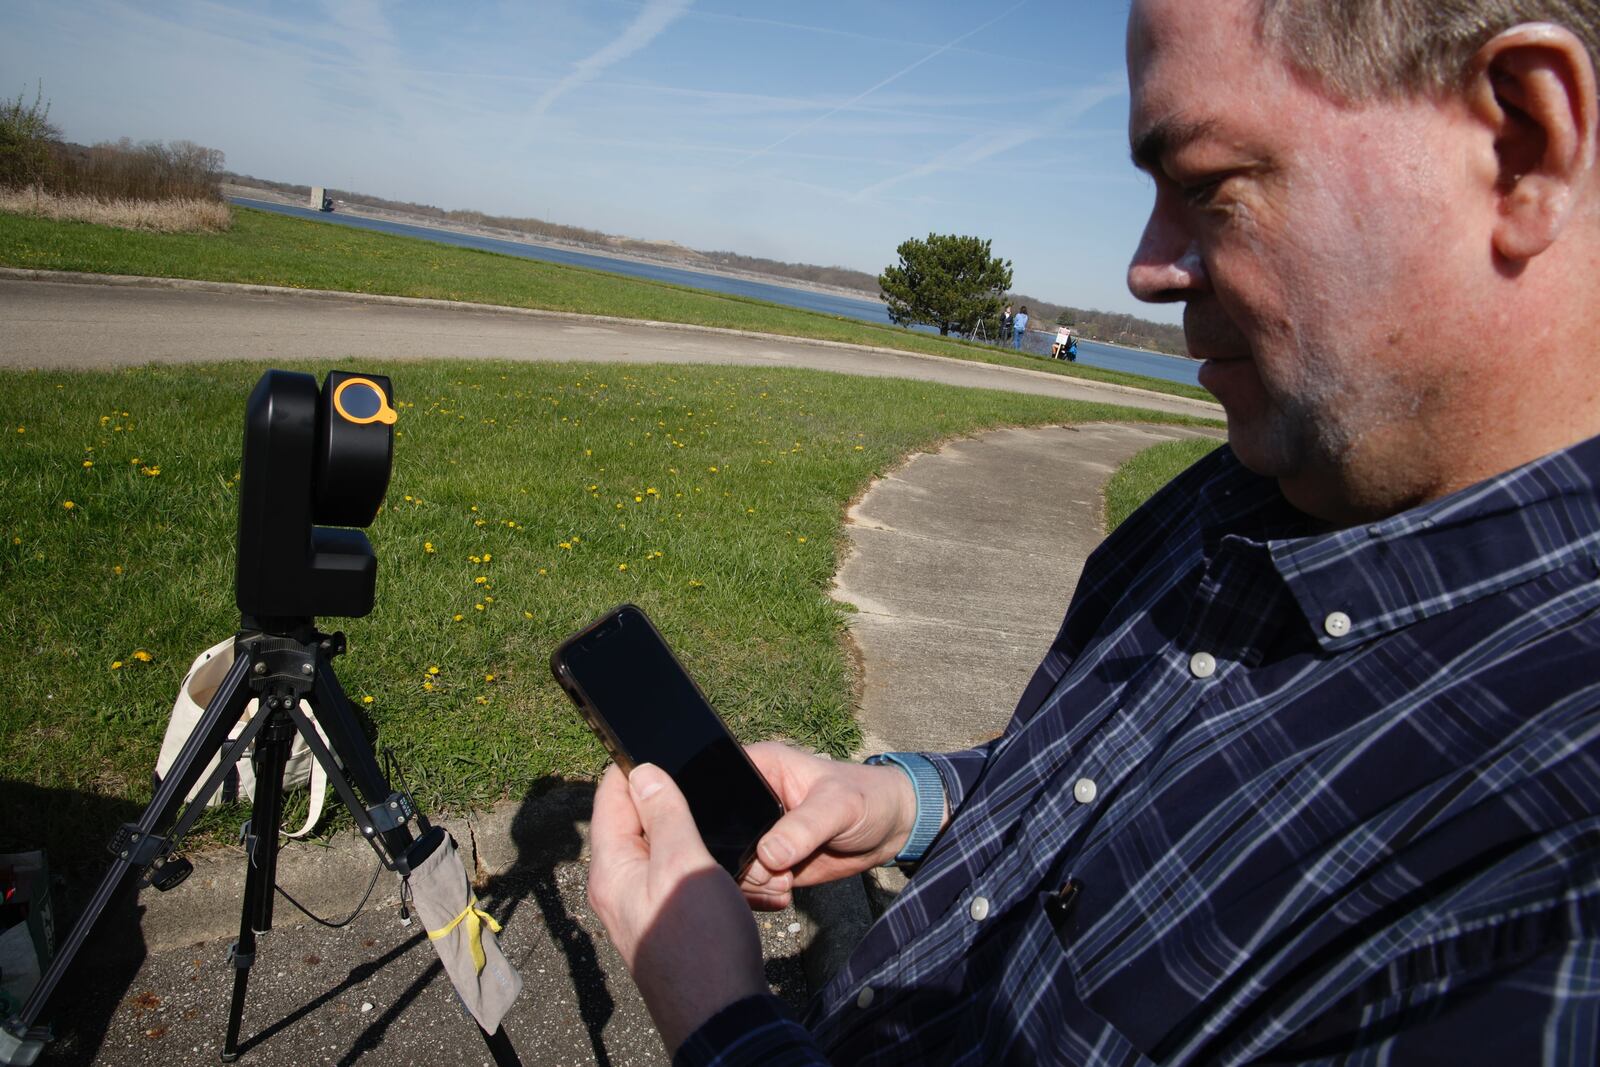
[
  {"xmin": 738, "ymin": 742, "xmax": 943, "ymax": 910},
  {"xmin": 588, "ymin": 763, "xmax": 767, "ymax": 1054}
]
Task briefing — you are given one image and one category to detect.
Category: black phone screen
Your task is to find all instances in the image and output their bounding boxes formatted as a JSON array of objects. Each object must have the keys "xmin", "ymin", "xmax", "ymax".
[{"xmin": 556, "ymin": 606, "xmax": 782, "ymax": 877}]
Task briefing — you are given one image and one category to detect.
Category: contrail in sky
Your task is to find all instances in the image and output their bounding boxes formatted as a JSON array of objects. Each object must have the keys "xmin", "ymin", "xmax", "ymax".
[
  {"xmin": 533, "ymin": 0, "xmax": 694, "ymax": 117},
  {"xmin": 852, "ymin": 78, "xmax": 1124, "ymax": 202},
  {"xmin": 734, "ymin": 0, "xmax": 1029, "ymax": 167}
]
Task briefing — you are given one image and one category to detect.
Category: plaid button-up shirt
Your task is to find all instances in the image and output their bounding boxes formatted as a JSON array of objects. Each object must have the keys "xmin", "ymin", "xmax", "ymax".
[{"xmin": 679, "ymin": 440, "xmax": 1600, "ymax": 1066}]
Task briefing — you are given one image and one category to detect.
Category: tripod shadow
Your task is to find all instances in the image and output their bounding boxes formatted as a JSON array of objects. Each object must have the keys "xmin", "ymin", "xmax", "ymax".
[
  {"xmin": 479, "ymin": 776, "xmax": 616, "ymax": 1066},
  {"xmin": 0, "ymin": 778, "xmax": 148, "ymax": 1067},
  {"xmin": 302, "ymin": 776, "xmax": 615, "ymax": 1065}
]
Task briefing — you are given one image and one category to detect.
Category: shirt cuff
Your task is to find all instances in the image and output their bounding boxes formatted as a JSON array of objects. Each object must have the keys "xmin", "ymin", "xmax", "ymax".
[{"xmin": 672, "ymin": 994, "xmax": 827, "ymax": 1067}]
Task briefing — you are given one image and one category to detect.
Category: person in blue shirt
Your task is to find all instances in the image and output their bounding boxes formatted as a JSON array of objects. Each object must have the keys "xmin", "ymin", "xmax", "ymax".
[
  {"xmin": 588, "ymin": 0, "xmax": 1600, "ymax": 1063},
  {"xmin": 1011, "ymin": 305, "xmax": 1028, "ymax": 350}
]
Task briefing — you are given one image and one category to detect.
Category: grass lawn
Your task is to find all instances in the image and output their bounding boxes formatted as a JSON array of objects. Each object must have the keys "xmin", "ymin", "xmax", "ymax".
[
  {"xmin": 0, "ymin": 360, "xmax": 1211, "ymax": 870},
  {"xmin": 1104, "ymin": 436, "xmax": 1227, "ymax": 532},
  {"xmin": 0, "ymin": 206, "xmax": 1213, "ymax": 405}
]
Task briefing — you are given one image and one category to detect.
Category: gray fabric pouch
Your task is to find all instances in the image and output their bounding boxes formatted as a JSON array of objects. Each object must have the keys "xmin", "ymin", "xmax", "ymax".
[{"xmin": 408, "ymin": 829, "xmax": 521, "ymax": 1032}]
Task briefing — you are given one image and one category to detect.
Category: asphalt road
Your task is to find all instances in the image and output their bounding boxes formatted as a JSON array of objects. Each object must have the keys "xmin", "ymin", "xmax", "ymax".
[{"xmin": 0, "ymin": 274, "xmax": 1219, "ymax": 420}]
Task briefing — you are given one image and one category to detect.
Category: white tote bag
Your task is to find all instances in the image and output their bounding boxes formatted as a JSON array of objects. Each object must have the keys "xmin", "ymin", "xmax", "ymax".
[{"xmin": 153, "ymin": 637, "xmax": 333, "ymax": 839}]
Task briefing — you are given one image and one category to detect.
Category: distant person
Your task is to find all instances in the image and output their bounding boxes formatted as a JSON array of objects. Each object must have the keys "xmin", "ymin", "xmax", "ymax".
[
  {"xmin": 1011, "ymin": 305, "xmax": 1028, "ymax": 350},
  {"xmin": 1000, "ymin": 304, "xmax": 1014, "ymax": 343},
  {"xmin": 1051, "ymin": 324, "xmax": 1076, "ymax": 360}
]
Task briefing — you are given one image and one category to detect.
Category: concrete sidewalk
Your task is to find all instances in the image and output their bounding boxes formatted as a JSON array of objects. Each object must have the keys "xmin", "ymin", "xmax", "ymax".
[{"xmin": 19, "ymin": 419, "xmax": 1220, "ymax": 1066}]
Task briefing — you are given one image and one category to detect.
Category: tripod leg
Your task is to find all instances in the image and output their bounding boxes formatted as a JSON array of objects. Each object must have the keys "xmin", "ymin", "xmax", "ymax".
[
  {"xmin": 297, "ymin": 661, "xmax": 524, "ymax": 1066},
  {"xmin": 7, "ymin": 650, "xmax": 258, "ymax": 1042},
  {"xmin": 222, "ymin": 703, "xmax": 294, "ymax": 1062}
]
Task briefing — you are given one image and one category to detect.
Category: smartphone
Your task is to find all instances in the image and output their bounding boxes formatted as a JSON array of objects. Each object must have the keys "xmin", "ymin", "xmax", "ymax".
[{"xmin": 550, "ymin": 604, "xmax": 783, "ymax": 879}]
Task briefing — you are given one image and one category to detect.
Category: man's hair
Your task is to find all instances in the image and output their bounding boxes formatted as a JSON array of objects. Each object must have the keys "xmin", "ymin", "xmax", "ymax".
[{"xmin": 1257, "ymin": 0, "xmax": 1600, "ymax": 101}]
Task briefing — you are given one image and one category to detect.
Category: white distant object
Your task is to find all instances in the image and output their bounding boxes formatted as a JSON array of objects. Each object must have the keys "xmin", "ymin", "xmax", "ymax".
[{"xmin": 309, "ymin": 185, "xmax": 334, "ymax": 212}]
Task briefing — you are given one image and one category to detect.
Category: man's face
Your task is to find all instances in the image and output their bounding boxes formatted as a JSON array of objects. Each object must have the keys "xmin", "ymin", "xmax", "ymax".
[{"xmin": 1126, "ymin": 0, "xmax": 1485, "ymax": 519}]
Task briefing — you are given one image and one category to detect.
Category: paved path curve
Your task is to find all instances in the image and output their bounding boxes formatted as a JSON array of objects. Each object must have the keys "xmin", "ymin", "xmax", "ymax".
[{"xmin": 0, "ymin": 272, "xmax": 1219, "ymax": 421}]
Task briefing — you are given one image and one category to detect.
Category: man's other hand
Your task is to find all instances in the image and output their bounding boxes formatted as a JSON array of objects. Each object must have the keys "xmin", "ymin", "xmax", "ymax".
[
  {"xmin": 588, "ymin": 762, "xmax": 767, "ymax": 1054},
  {"xmin": 738, "ymin": 741, "xmax": 938, "ymax": 909}
]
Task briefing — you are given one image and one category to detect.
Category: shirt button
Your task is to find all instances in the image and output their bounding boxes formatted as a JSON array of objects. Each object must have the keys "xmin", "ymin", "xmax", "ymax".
[
  {"xmin": 1324, "ymin": 611, "xmax": 1352, "ymax": 637},
  {"xmin": 969, "ymin": 896, "xmax": 991, "ymax": 921},
  {"xmin": 1073, "ymin": 777, "xmax": 1098, "ymax": 804},
  {"xmin": 1189, "ymin": 651, "xmax": 1216, "ymax": 678},
  {"xmin": 857, "ymin": 985, "xmax": 876, "ymax": 1009}
]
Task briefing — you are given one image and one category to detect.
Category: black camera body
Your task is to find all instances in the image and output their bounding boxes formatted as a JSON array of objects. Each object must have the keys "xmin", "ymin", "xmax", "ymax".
[{"xmin": 235, "ymin": 369, "xmax": 396, "ymax": 626}]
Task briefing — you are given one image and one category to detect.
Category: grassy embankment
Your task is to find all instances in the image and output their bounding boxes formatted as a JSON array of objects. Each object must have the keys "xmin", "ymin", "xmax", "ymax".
[
  {"xmin": 1104, "ymin": 436, "xmax": 1225, "ymax": 531},
  {"xmin": 0, "ymin": 206, "xmax": 1213, "ymax": 404},
  {"xmin": 0, "ymin": 361, "xmax": 1214, "ymax": 869}
]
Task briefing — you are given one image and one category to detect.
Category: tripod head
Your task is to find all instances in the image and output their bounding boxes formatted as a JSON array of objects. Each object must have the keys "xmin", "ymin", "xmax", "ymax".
[{"xmin": 235, "ymin": 370, "xmax": 396, "ymax": 629}]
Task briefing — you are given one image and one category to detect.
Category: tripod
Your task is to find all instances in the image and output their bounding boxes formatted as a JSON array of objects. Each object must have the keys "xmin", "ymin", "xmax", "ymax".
[{"xmin": 2, "ymin": 619, "xmax": 520, "ymax": 1065}]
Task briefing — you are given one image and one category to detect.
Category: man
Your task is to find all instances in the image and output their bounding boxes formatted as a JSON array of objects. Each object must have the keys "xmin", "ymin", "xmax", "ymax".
[{"xmin": 589, "ymin": 0, "xmax": 1600, "ymax": 1063}]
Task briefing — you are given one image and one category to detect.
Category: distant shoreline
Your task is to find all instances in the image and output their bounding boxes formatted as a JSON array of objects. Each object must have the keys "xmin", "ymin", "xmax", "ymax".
[
  {"xmin": 224, "ymin": 183, "xmax": 887, "ymax": 305},
  {"xmin": 226, "ymin": 182, "xmax": 1193, "ymax": 365}
]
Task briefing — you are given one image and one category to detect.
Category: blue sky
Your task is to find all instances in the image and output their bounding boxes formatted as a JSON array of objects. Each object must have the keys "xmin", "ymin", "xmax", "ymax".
[{"xmin": 2, "ymin": 1, "xmax": 1171, "ymax": 321}]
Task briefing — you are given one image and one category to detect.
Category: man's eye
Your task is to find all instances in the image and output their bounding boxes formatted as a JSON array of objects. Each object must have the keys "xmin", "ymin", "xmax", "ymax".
[{"xmin": 1182, "ymin": 176, "xmax": 1226, "ymax": 205}]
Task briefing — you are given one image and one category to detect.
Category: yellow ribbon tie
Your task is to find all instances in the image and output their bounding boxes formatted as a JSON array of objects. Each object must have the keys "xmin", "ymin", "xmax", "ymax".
[{"xmin": 427, "ymin": 894, "xmax": 503, "ymax": 974}]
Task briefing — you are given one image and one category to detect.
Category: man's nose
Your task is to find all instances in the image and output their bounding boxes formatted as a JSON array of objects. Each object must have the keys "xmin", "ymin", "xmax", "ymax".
[{"xmin": 1127, "ymin": 201, "xmax": 1206, "ymax": 303}]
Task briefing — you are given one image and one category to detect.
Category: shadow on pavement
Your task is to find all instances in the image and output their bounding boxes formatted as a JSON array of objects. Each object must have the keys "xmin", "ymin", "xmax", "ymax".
[{"xmin": 1, "ymin": 778, "xmax": 148, "ymax": 1066}]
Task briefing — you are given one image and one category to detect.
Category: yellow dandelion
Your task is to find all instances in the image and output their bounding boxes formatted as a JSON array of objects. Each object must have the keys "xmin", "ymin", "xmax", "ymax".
[
  {"xmin": 82, "ymin": 460, "xmax": 93, "ymax": 469},
  {"xmin": 523, "ymin": 610, "xmax": 534, "ymax": 619},
  {"xmin": 475, "ymin": 576, "xmax": 488, "ymax": 585},
  {"xmin": 362, "ymin": 695, "xmax": 374, "ymax": 704},
  {"xmin": 427, "ymin": 666, "xmax": 440, "ymax": 676},
  {"xmin": 453, "ymin": 613, "xmax": 464, "ymax": 621},
  {"xmin": 537, "ymin": 568, "xmax": 547, "ymax": 576},
  {"xmin": 470, "ymin": 505, "xmax": 478, "ymax": 513},
  {"xmin": 485, "ymin": 595, "xmax": 494, "ymax": 603},
  {"xmin": 112, "ymin": 565, "xmax": 123, "ymax": 575},
  {"xmin": 475, "ymin": 695, "xmax": 490, "ymax": 705},
  {"xmin": 559, "ymin": 541, "xmax": 572, "ymax": 550},
  {"xmin": 141, "ymin": 466, "xmax": 160, "ymax": 477},
  {"xmin": 484, "ymin": 673, "xmax": 495, "ymax": 683},
  {"xmin": 424, "ymin": 542, "xmax": 435, "ymax": 553},
  {"xmin": 482, "ymin": 554, "xmax": 492, "ymax": 562},
  {"xmin": 423, "ymin": 681, "xmax": 435, "ymax": 691},
  {"xmin": 708, "ymin": 466, "xmax": 718, "ymax": 473},
  {"xmin": 688, "ymin": 579, "xmax": 704, "ymax": 588},
  {"xmin": 474, "ymin": 603, "xmax": 485, "ymax": 611},
  {"xmin": 62, "ymin": 501, "xmax": 75, "ymax": 510},
  {"xmin": 798, "ymin": 536, "xmax": 808, "ymax": 543},
  {"xmin": 618, "ymin": 563, "xmax": 629, "ymax": 571},
  {"xmin": 132, "ymin": 649, "xmax": 152, "ymax": 663},
  {"xmin": 14, "ymin": 426, "xmax": 22, "ymax": 434},
  {"xmin": 474, "ymin": 519, "xmax": 486, "ymax": 527},
  {"xmin": 854, "ymin": 445, "xmax": 865, "ymax": 451},
  {"xmin": 634, "ymin": 495, "xmax": 643, "ymax": 503},
  {"xmin": 110, "ymin": 660, "xmax": 123, "ymax": 670}
]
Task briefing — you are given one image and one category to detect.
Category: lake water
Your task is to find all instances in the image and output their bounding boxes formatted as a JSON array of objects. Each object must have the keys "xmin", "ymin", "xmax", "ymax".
[{"xmin": 232, "ymin": 197, "xmax": 1201, "ymax": 387}]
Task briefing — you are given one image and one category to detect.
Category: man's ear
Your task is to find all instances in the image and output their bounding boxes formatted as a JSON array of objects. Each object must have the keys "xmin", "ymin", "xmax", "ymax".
[{"xmin": 1468, "ymin": 24, "xmax": 1598, "ymax": 261}]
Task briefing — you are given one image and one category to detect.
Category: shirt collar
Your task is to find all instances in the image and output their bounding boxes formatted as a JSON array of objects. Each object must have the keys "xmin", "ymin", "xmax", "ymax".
[{"xmin": 1256, "ymin": 434, "xmax": 1600, "ymax": 650}]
